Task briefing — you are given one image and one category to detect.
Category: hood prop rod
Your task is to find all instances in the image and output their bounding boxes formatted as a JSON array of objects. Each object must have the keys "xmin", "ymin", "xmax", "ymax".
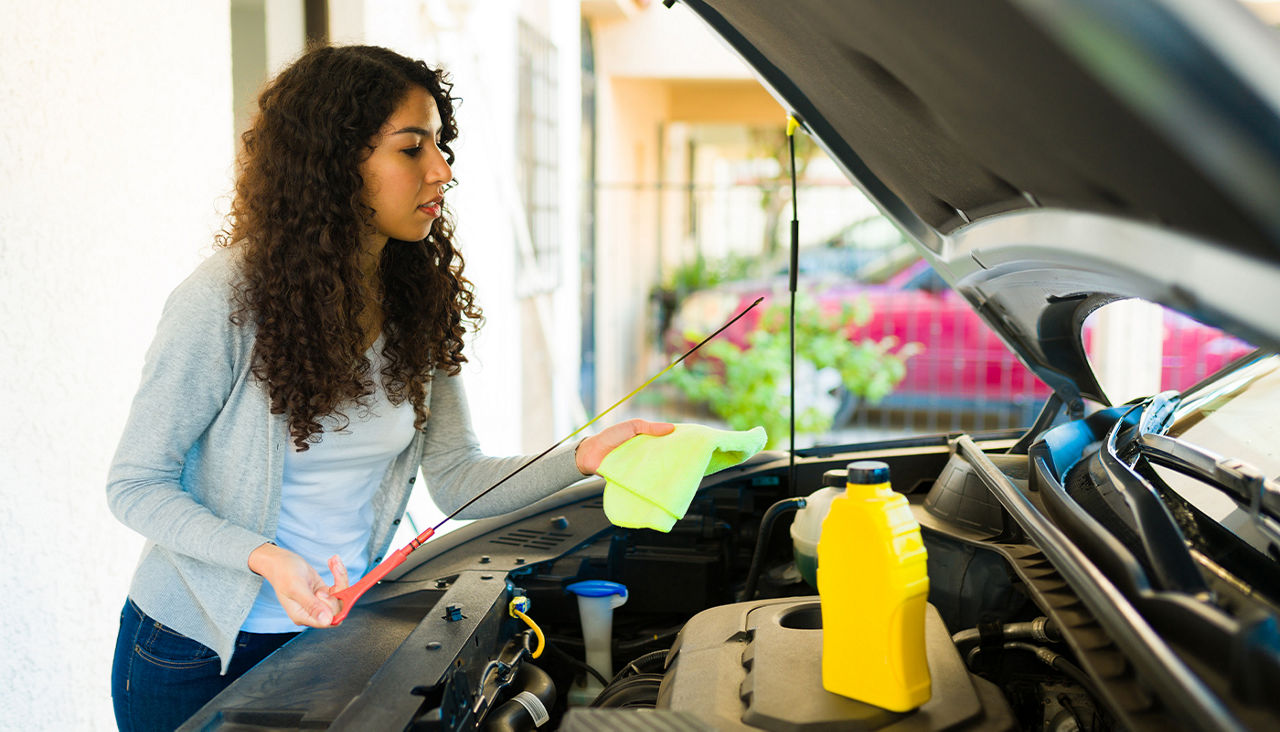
[{"xmin": 787, "ymin": 114, "xmax": 801, "ymax": 497}]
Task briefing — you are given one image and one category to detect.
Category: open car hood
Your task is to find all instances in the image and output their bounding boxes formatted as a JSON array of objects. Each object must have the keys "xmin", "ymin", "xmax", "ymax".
[
  {"xmin": 182, "ymin": 4, "xmax": 1280, "ymax": 731},
  {"xmin": 676, "ymin": 0, "xmax": 1280, "ymax": 406}
]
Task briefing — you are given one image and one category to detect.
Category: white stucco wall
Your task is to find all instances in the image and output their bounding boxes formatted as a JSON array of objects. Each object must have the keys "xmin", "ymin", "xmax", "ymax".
[
  {"xmin": 0, "ymin": 1, "xmax": 233, "ymax": 728},
  {"xmin": 0, "ymin": 2, "xmax": 607, "ymax": 727},
  {"xmin": 1, "ymin": 3, "xmax": 585, "ymax": 725}
]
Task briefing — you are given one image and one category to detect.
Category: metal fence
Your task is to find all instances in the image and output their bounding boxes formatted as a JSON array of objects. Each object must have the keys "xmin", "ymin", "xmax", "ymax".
[{"xmin": 841, "ymin": 295, "xmax": 1252, "ymax": 440}]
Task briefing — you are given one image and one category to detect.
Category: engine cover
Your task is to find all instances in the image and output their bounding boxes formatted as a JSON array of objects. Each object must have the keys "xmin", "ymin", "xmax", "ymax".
[{"xmin": 657, "ymin": 598, "xmax": 1015, "ymax": 731}]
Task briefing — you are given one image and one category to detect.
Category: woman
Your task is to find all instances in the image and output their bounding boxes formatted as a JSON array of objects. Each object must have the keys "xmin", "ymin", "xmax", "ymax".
[{"xmin": 106, "ymin": 45, "xmax": 671, "ymax": 731}]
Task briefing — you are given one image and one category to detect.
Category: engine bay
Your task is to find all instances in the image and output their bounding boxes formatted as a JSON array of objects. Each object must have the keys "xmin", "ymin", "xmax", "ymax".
[{"xmin": 181, "ymin": 418, "xmax": 1280, "ymax": 731}]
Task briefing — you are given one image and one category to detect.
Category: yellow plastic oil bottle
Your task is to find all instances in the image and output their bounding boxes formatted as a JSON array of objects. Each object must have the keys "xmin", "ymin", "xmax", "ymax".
[{"xmin": 816, "ymin": 460, "xmax": 931, "ymax": 711}]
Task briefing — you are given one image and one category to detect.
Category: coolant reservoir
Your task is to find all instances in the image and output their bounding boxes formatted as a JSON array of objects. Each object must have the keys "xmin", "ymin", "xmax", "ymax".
[
  {"xmin": 790, "ymin": 469, "xmax": 848, "ymax": 589},
  {"xmin": 817, "ymin": 460, "xmax": 931, "ymax": 711}
]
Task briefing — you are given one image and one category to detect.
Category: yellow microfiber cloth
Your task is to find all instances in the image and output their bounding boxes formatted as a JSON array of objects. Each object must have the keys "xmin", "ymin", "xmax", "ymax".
[{"xmin": 597, "ymin": 423, "xmax": 768, "ymax": 532}]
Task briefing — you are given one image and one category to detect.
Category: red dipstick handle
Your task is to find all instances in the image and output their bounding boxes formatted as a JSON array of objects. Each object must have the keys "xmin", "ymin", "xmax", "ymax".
[{"xmin": 330, "ymin": 527, "xmax": 434, "ymax": 625}]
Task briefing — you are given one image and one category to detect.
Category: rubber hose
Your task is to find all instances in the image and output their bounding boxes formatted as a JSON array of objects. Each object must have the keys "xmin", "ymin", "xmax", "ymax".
[
  {"xmin": 964, "ymin": 641, "xmax": 1107, "ymax": 712},
  {"xmin": 1001, "ymin": 641, "xmax": 1108, "ymax": 709},
  {"xmin": 542, "ymin": 640, "xmax": 609, "ymax": 687},
  {"xmin": 741, "ymin": 497, "xmax": 806, "ymax": 601},
  {"xmin": 484, "ymin": 663, "xmax": 556, "ymax": 731},
  {"xmin": 951, "ymin": 617, "xmax": 1061, "ymax": 648}
]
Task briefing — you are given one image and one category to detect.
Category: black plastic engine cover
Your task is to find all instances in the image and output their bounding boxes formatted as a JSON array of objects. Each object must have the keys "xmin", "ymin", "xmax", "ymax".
[{"xmin": 657, "ymin": 598, "xmax": 1015, "ymax": 731}]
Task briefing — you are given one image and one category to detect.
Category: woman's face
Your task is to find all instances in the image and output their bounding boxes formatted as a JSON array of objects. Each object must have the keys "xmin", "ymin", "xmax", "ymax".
[{"xmin": 358, "ymin": 86, "xmax": 452, "ymax": 247}]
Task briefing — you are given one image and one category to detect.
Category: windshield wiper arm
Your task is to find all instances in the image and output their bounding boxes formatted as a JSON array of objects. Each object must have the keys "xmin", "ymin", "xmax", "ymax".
[{"xmin": 1137, "ymin": 433, "xmax": 1280, "ymax": 547}]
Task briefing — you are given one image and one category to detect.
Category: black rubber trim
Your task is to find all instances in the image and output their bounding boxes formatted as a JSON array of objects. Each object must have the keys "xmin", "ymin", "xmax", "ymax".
[
  {"xmin": 1098, "ymin": 403, "xmax": 1210, "ymax": 594},
  {"xmin": 955, "ymin": 435, "xmax": 1245, "ymax": 732}
]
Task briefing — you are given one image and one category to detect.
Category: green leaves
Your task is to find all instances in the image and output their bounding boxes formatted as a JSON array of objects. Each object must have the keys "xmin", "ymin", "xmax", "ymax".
[{"xmin": 668, "ymin": 293, "xmax": 920, "ymax": 448}]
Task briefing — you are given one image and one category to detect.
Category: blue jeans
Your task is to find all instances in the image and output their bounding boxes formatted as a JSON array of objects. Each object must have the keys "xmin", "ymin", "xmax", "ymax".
[{"xmin": 111, "ymin": 598, "xmax": 298, "ymax": 732}]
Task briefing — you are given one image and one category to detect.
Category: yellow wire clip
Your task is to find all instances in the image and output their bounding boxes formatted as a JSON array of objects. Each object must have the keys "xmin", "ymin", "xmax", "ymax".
[
  {"xmin": 787, "ymin": 114, "xmax": 800, "ymax": 137},
  {"xmin": 509, "ymin": 597, "xmax": 545, "ymax": 659}
]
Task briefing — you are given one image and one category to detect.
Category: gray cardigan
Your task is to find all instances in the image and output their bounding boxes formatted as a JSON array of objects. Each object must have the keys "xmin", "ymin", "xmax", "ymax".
[{"xmin": 106, "ymin": 247, "xmax": 584, "ymax": 672}]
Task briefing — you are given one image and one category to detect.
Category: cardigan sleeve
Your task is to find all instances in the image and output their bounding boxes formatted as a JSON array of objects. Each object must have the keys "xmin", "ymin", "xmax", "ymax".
[
  {"xmin": 105, "ymin": 255, "xmax": 272, "ymax": 571},
  {"xmin": 418, "ymin": 371, "xmax": 587, "ymax": 519}
]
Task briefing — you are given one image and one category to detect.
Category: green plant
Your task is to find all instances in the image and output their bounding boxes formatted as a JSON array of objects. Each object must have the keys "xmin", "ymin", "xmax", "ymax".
[
  {"xmin": 667, "ymin": 294, "xmax": 921, "ymax": 447},
  {"xmin": 662, "ymin": 251, "xmax": 758, "ymax": 296}
]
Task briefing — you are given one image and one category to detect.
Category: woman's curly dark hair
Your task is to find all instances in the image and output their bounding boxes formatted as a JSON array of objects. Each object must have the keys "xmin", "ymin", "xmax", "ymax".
[{"xmin": 219, "ymin": 45, "xmax": 481, "ymax": 450}]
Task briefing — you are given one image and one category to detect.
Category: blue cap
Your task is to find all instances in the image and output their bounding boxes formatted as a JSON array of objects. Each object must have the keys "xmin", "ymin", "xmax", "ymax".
[
  {"xmin": 846, "ymin": 460, "xmax": 890, "ymax": 484},
  {"xmin": 565, "ymin": 580, "xmax": 628, "ymax": 598}
]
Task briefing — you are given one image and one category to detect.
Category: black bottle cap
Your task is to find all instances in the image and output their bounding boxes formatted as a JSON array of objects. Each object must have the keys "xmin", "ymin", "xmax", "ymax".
[
  {"xmin": 822, "ymin": 469, "xmax": 848, "ymax": 488},
  {"xmin": 846, "ymin": 460, "xmax": 890, "ymax": 484}
]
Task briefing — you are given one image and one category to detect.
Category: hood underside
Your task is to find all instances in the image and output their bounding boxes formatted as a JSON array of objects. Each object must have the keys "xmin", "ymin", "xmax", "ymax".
[{"xmin": 676, "ymin": 0, "xmax": 1280, "ymax": 405}]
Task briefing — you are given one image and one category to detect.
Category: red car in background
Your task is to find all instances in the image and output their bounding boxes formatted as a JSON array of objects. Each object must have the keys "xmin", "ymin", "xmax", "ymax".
[{"xmin": 666, "ymin": 250, "xmax": 1253, "ymax": 428}]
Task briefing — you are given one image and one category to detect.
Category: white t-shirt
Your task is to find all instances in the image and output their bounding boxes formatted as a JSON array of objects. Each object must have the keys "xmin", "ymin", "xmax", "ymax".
[{"xmin": 242, "ymin": 343, "xmax": 415, "ymax": 632}]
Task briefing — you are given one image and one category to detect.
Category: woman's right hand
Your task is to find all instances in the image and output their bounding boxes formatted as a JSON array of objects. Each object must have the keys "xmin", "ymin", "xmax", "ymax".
[{"xmin": 247, "ymin": 543, "xmax": 345, "ymax": 627}]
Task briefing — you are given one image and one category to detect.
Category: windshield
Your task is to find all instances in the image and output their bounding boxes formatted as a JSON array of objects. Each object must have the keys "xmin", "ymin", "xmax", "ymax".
[
  {"xmin": 1156, "ymin": 353, "xmax": 1280, "ymax": 554},
  {"xmin": 1169, "ymin": 353, "xmax": 1280, "ymax": 482}
]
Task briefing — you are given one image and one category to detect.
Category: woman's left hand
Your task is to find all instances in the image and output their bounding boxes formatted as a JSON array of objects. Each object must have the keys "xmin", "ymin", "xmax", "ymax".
[{"xmin": 575, "ymin": 418, "xmax": 675, "ymax": 475}]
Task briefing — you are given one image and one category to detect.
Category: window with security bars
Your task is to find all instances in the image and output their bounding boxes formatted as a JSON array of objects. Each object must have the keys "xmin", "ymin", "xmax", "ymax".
[{"xmin": 516, "ymin": 18, "xmax": 560, "ymax": 291}]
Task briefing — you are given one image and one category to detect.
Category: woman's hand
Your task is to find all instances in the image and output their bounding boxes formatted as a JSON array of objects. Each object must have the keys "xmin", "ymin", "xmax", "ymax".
[
  {"xmin": 247, "ymin": 544, "xmax": 349, "ymax": 627},
  {"xmin": 575, "ymin": 418, "xmax": 675, "ymax": 475}
]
